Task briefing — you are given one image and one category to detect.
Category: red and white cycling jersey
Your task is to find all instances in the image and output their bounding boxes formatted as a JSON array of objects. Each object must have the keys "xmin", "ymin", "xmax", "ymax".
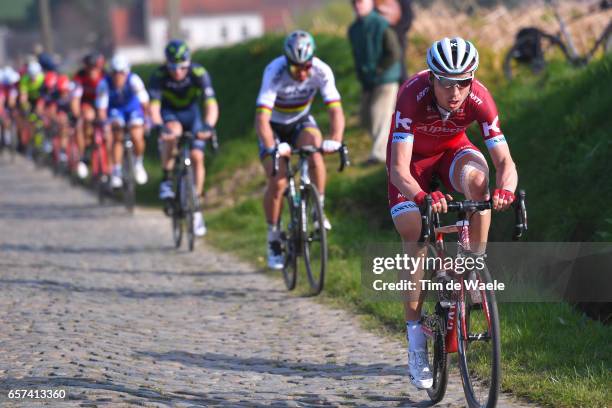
[
  {"xmin": 72, "ymin": 68, "xmax": 104, "ymax": 106},
  {"xmin": 387, "ymin": 70, "xmax": 506, "ymax": 157},
  {"xmin": 386, "ymin": 70, "xmax": 508, "ymax": 216}
]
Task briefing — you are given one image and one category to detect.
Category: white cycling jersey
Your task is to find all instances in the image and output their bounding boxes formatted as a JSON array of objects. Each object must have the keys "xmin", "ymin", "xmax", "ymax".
[{"xmin": 256, "ymin": 56, "xmax": 341, "ymax": 125}]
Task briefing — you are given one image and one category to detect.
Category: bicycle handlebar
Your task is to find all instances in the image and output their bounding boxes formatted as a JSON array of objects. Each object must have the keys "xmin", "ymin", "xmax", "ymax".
[
  {"xmin": 271, "ymin": 143, "xmax": 350, "ymax": 177},
  {"xmin": 420, "ymin": 189, "xmax": 528, "ymax": 242}
]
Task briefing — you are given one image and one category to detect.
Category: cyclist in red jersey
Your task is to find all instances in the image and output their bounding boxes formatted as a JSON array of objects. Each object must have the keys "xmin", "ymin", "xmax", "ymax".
[
  {"xmin": 386, "ymin": 37, "xmax": 518, "ymax": 389},
  {"xmin": 72, "ymin": 52, "xmax": 105, "ymax": 178},
  {"xmin": 44, "ymin": 75, "xmax": 76, "ymax": 164}
]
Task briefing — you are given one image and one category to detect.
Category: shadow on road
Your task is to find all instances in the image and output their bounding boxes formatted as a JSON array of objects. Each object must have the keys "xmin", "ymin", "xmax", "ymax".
[{"xmin": 0, "ymin": 277, "xmax": 280, "ymax": 301}]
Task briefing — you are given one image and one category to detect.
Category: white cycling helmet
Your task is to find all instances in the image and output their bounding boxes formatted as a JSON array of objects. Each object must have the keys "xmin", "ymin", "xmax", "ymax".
[
  {"xmin": 27, "ymin": 60, "xmax": 42, "ymax": 77},
  {"xmin": 110, "ymin": 54, "xmax": 130, "ymax": 73},
  {"xmin": 283, "ymin": 30, "xmax": 316, "ymax": 65},
  {"xmin": 2, "ymin": 67, "xmax": 17, "ymax": 84},
  {"xmin": 6, "ymin": 67, "xmax": 20, "ymax": 84},
  {"xmin": 426, "ymin": 37, "xmax": 479, "ymax": 76}
]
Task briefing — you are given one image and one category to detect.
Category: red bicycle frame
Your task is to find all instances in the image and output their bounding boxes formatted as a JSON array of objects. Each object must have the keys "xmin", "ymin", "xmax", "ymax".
[{"xmin": 90, "ymin": 125, "xmax": 109, "ymax": 177}]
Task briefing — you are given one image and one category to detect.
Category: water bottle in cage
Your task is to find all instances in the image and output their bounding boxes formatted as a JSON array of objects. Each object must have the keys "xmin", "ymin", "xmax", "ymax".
[{"xmin": 435, "ymin": 269, "xmax": 454, "ymax": 308}]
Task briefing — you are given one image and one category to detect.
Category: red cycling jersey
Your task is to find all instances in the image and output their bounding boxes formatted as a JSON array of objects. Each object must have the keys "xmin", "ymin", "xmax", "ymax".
[
  {"xmin": 386, "ymin": 70, "xmax": 508, "ymax": 216},
  {"xmin": 73, "ymin": 68, "xmax": 103, "ymax": 106}
]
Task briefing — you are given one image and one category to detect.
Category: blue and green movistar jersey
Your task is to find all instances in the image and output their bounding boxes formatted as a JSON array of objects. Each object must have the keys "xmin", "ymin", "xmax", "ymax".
[
  {"xmin": 19, "ymin": 73, "xmax": 45, "ymax": 103},
  {"xmin": 148, "ymin": 63, "xmax": 216, "ymax": 110}
]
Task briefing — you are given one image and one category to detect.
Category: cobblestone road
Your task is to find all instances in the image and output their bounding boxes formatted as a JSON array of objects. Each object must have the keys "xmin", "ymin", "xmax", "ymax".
[{"xmin": 0, "ymin": 157, "xmax": 537, "ymax": 407}]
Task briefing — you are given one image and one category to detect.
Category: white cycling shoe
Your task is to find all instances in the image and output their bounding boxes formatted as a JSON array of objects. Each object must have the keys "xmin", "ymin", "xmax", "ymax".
[
  {"xmin": 267, "ymin": 240, "xmax": 284, "ymax": 270},
  {"xmin": 312, "ymin": 211, "xmax": 332, "ymax": 231},
  {"xmin": 110, "ymin": 169, "xmax": 123, "ymax": 189},
  {"xmin": 159, "ymin": 180, "xmax": 175, "ymax": 200},
  {"xmin": 77, "ymin": 161, "xmax": 89, "ymax": 179},
  {"xmin": 408, "ymin": 350, "xmax": 434, "ymax": 389},
  {"xmin": 134, "ymin": 162, "xmax": 148, "ymax": 185},
  {"xmin": 193, "ymin": 211, "xmax": 206, "ymax": 237}
]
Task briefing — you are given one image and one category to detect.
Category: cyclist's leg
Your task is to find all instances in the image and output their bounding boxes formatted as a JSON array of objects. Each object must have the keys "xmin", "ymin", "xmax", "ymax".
[
  {"xmin": 388, "ymin": 155, "xmax": 435, "ymax": 322},
  {"xmin": 260, "ymin": 130, "xmax": 289, "ymax": 268},
  {"xmin": 189, "ymin": 103, "xmax": 207, "ymax": 197},
  {"xmin": 389, "ymin": 152, "xmax": 439, "ymax": 389},
  {"xmin": 260, "ymin": 140, "xmax": 288, "ymax": 228},
  {"xmin": 442, "ymin": 141, "xmax": 491, "ymax": 253},
  {"xmin": 128, "ymin": 109, "xmax": 146, "ymax": 158},
  {"xmin": 294, "ymin": 116, "xmax": 326, "ymax": 196},
  {"xmin": 109, "ymin": 109, "xmax": 125, "ymax": 170},
  {"xmin": 56, "ymin": 109, "xmax": 70, "ymax": 152},
  {"xmin": 158, "ymin": 108, "xmax": 182, "ymax": 200},
  {"xmin": 128, "ymin": 109, "xmax": 147, "ymax": 184}
]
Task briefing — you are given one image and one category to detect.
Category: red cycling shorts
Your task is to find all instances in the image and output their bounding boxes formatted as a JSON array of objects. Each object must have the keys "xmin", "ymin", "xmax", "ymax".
[{"xmin": 387, "ymin": 133, "xmax": 485, "ymax": 218}]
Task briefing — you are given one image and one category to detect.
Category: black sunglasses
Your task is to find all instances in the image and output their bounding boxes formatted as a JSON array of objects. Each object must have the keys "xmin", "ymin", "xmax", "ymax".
[{"xmin": 432, "ymin": 72, "xmax": 474, "ymax": 89}]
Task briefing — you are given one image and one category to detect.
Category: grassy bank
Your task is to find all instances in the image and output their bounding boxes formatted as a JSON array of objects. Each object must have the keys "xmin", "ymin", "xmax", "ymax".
[{"xmin": 134, "ymin": 36, "xmax": 612, "ymax": 407}]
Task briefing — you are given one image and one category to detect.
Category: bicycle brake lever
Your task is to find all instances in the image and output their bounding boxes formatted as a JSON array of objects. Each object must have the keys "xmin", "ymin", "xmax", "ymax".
[
  {"xmin": 338, "ymin": 144, "xmax": 350, "ymax": 172},
  {"xmin": 271, "ymin": 150, "xmax": 280, "ymax": 177}
]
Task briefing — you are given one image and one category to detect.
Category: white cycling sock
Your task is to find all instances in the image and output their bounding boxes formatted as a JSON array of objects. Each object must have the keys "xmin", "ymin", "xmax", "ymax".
[
  {"xmin": 319, "ymin": 194, "xmax": 325, "ymax": 208},
  {"xmin": 407, "ymin": 320, "xmax": 426, "ymax": 352},
  {"xmin": 267, "ymin": 223, "xmax": 280, "ymax": 242},
  {"xmin": 135, "ymin": 156, "xmax": 144, "ymax": 166}
]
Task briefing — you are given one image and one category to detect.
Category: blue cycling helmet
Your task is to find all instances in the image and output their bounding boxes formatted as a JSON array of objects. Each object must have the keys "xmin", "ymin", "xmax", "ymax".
[
  {"xmin": 38, "ymin": 52, "xmax": 57, "ymax": 72},
  {"xmin": 164, "ymin": 39, "xmax": 190, "ymax": 64}
]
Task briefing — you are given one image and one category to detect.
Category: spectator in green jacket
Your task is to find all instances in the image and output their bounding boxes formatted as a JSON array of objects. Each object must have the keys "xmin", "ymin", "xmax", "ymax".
[{"xmin": 349, "ymin": 0, "xmax": 402, "ymax": 164}]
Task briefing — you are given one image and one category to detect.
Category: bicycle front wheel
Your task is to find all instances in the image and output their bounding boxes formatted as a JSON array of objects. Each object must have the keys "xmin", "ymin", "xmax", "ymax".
[
  {"xmin": 182, "ymin": 166, "xmax": 197, "ymax": 252},
  {"xmin": 424, "ymin": 305, "xmax": 449, "ymax": 403},
  {"xmin": 457, "ymin": 263, "xmax": 501, "ymax": 408},
  {"xmin": 301, "ymin": 183, "xmax": 327, "ymax": 295},
  {"xmin": 280, "ymin": 188, "xmax": 297, "ymax": 290},
  {"xmin": 123, "ymin": 149, "xmax": 135, "ymax": 213}
]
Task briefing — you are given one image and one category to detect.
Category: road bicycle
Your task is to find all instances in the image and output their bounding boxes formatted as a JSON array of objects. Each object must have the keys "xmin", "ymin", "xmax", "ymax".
[
  {"xmin": 0, "ymin": 113, "xmax": 18, "ymax": 162},
  {"xmin": 504, "ymin": 1, "xmax": 611, "ymax": 80},
  {"xmin": 169, "ymin": 128, "xmax": 218, "ymax": 251},
  {"xmin": 419, "ymin": 189, "xmax": 527, "ymax": 408},
  {"xmin": 90, "ymin": 123, "xmax": 111, "ymax": 204},
  {"xmin": 115, "ymin": 126, "xmax": 137, "ymax": 213},
  {"xmin": 271, "ymin": 144, "xmax": 349, "ymax": 295}
]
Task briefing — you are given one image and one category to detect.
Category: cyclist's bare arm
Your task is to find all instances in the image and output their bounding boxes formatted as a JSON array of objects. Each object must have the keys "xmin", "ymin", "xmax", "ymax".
[
  {"xmin": 255, "ymin": 110, "xmax": 275, "ymax": 151},
  {"xmin": 96, "ymin": 108, "xmax": 107, "ymax": 122},
  {"xmin": 71, "ymin": 95, "xmax": 81, "ymax": 118},
  {"xmin": 389, "ymin": 140, "xmax": 422, "ymax": 202},
  {"xmin": 327, "ymin": 104, "xmax": 345, "ymax": 143},
  {"xmin": 149, "ymin": 101, "xmax": 162, "ymax": 125},
  {"xmin": 203, "ymin": 99, "xmax": 219, "ymax": 128},
  {"xmin": 489, "ymin": 143, "xmax": 518, "ymax": 210}
]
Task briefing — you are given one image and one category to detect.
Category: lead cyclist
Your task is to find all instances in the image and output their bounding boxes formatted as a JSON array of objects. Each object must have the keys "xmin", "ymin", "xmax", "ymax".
[
  {"xmin": 386, "ymin": 37, "xmax": 518, "ymax": 389},
  {"xmin": 255, "ymin": 31, "xmax": 346, "ymax": 270}
]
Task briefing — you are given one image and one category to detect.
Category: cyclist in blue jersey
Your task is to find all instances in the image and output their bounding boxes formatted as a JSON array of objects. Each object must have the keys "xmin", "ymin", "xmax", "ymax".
[
  {"xmin": 96, "ymin": 55, "xmax": 150, "ymax": 188},
  {"xmin": 149, "ymin": 39, "xmax": 219, "ymax": 237}
]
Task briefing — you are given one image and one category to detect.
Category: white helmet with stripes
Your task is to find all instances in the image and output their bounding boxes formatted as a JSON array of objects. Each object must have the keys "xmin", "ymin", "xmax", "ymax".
[
  {"xmin": 283, "ymin": 30, "xmax": 316, "ymax": 65},
  {"xmin": 426, "ymin": 37, "xmax": 479, "ymax": 75}
]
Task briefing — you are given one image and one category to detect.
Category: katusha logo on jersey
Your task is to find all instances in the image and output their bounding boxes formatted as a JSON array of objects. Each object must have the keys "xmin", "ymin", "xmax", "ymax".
[{"xmin": 414, "ymin": 120, "xmax": 463, "ymax": 136}]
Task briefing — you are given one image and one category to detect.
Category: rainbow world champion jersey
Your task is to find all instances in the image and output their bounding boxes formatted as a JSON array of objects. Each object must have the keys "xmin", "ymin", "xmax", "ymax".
[{"xmin": 256, "ymin": 56, "xmax": 341, "ymax": 125}]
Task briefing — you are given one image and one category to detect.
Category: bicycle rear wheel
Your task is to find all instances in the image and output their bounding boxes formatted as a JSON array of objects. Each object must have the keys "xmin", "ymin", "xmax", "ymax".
[
  {"xmin": 172, "ymin": 178, "xmax": 183, "ymax": 249},
  {"xmin": 280, "ymin": 188, "xmax": 297, "ymax": 290},
  {"xmin": 182, "ymin": 166, "xmax": 197, "ymax": 252},
  {"xmin": 301, "ymin": 183, "xmax": 327, "ymax": 295},
  {"xmin": 123, "ymin": 148, "xmax": 135, "ymax": 213},
  {"xmin": 457, "ymin": 263, "xmax": 501, "ymax": 408}
]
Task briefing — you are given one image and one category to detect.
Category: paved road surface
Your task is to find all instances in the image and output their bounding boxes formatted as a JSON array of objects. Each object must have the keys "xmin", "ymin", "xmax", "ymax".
[{"xmin": 0, "ymin": 156, "xmax": 536, "ymax": 407}]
